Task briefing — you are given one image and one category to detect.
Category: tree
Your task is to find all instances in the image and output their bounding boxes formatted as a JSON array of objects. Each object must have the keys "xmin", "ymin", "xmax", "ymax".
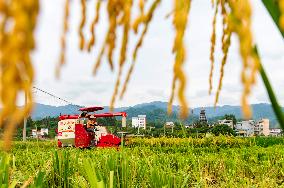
[
  {"xmin": 97, "ymin": 117, "xmax": 118, "ymax": 127},
  {"xmin": 174, "ymin": 122, "xmax": 182, "ymax": 130},
  {"xmin": 211, "ymin": 124, "xmax": 235, "ymax": 136},
  {"xmin": 27, "ymin": 116, "xmax": 33, "ymax": 128},
  {"xmin": 193, "ymin": 121, "xmax": 208, "ymax": 129},
  {"xmin": 153, "ymin": 121, "xmax": 164, "ymax": 129}
]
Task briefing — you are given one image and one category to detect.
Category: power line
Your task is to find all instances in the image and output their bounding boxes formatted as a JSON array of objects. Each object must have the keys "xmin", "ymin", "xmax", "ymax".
[{"xmin": 32, "ymin": 86, "xmax": 83, "ymax": 108}]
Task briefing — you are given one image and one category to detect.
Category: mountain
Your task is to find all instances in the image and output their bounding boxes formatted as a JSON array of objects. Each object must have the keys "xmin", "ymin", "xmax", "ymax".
[
  {"xmin": 132, "ymin": 101, "xmax": 179, "ymax": 112},
  {"xmin": 31, "ymin": 104, "xmax": 130, "ymax": 120},
  {"xmin": 124, "ymin": 105, "xmax": 198, "ymax": 124},
  {"xmin": 193, "ymin": 103, "xmax": 276, "ymax": 119},
  {"xmin": 31, "ymin": 101, "xmax": 282, "ymax": 127},
  {"xmin": 32, "ymin": 103, "xmax": 79, "ymax": 119}
]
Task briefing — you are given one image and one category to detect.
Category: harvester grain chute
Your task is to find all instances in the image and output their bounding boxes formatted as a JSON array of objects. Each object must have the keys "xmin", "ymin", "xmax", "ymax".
[{"xmin": 57, "ymin": 106, "xmax": 127, "ymax": 148}]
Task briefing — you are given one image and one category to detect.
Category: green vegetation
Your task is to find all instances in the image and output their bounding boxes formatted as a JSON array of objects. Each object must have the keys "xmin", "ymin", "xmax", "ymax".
[
  {"xmin": 1, "ymin": 136, "xmax": 284, "ymax": 187},
  {"xmin": 211, "ymin": 124, "xmax": 235, "ymax": 136}
]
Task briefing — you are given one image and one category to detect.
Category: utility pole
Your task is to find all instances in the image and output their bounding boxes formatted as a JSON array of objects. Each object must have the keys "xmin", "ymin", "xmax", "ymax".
[
  {"xmin": 23, "ymin": 91, "xmax": 27, "ymax": 141},
  {"xmin": 197, "ymin": 130, "xmax": 198, "ymax": 138}
]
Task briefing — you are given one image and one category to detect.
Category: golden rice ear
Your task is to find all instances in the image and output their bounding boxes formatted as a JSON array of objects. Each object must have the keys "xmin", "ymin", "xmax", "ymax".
[
  {"xmin": 168, "ymin": 76, "xmax": 177, "ymax": 115},
  {"xmin": 120, "ymin": 0, "xmax": 161, "ymax": 100},
  {"xmin": 279, "ymin": 0, "xmax": 284, "ymax": 30},
  {"xmin": 110, "ymin": 0, "xmax": 133, "ymax": 111},
  {"xmin": 242, "ymin": 94, "xmax": 252, "ymax": 120},
  {"xmin": 139, "ymin": 0, "xmax": 145, "ymax": 14},
  {"xmin": 132, "ymin": 0, "xmax": 146, "ymax": 33},
  {"xmin": 56, "ymin": 0, "xmax": 70, "ymax": 79},
  {"xmin": 132, "ymin": 16, "xmax": 145, "ymax": 33},
  {"xmin": 93, "ymin": 0, "xmax": 125, "ymax": 74},
  {"xmin": 87, "ymin": 0, "xmax": 101, "ymax": 52},
  {"xmin": 172, "ymin": 0, "xmax": 191, "ymax": 119},
  {"xmin": 93, "ymin": 42, "xmax": 106, "ymax": 75},
  {"xmin": 209, "ymin": 1, "xmax": 219, "ymax": 95},
  {"xmin": 214, "ymin": 4, "xmax": 232, "ymax": 107},
  {"xmin": 79, "ymin": 0, "xmax": 86, "ymax": 51},
  {"xmin": 214, "ymin": 31, "xmax": 231, "ymax": 107},
  {"xmin": 228, "ymin": 0, "xmax": 257, "ymax": 119},
  {"xmin": 0, "ymin": 0, "xmax": 39, "ymax": 151}
]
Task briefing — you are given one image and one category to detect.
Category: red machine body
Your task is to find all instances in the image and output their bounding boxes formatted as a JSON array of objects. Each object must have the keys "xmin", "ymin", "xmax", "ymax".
[{"xmin": 57, "ymin": 106, "xmax": 127, "ymax": 148}]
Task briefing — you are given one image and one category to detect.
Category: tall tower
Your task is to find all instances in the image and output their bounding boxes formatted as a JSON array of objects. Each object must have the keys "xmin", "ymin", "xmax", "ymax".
[{"xmin": 199, "ymin": 108, "xmax": 207, "ymax": 123}]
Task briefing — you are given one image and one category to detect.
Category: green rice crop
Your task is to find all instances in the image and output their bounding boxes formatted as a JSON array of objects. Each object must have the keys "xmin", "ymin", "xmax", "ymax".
[{"xmin": 1, "ymin": 136, "xmax": 284, "ymax": 187}]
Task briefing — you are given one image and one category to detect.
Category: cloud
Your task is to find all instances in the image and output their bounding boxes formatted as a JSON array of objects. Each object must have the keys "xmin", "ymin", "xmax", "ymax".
[{"xmin": 147, "ymin": 89, "xmax": 167, "ymax": 98}]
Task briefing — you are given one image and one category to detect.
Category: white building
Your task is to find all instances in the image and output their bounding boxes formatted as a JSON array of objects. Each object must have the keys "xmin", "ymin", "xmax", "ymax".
[
  {"xmin": 31, "ymin": 128, "xmax": 49, "ymax": 138},
  {"xmin": 270, "ymin": 128, "xmax": 282, "ymax": 136},
  {"xmin": 31, "ymin": 129, "xmax": 38, "ymax": 138},
  {"xmin": 255, "ymin": 119, "xmax": 269, "ymax": 136},
  {"xmin": 218, "ymin": 119, "xmax": 234, "ymax": 129},
  {"xmin": 41, "ymin": 128, "xmax": 49, "ymax": 136},
  {"xmin": 235, "ymin": 120, "xmax": 255, "ymax": 137},
  {"xmin": 132, "ymin": 115, "xmax": 146, "ymax": 129},
  {"xmin": 165, "ymin": 122, "xmax": 175, "ymax": 128}
]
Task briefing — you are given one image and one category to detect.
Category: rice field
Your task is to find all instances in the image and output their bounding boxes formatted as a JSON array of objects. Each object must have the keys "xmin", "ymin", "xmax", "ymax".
[{"xmin": 1, "ymin": 136, "xmax": 284, "ymax": 187}]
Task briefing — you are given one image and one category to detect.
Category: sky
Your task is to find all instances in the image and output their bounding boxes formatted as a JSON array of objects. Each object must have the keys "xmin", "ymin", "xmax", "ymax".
[{"xmin": 32, "ymin": 0, "xmax": 284, "ymax": 108}]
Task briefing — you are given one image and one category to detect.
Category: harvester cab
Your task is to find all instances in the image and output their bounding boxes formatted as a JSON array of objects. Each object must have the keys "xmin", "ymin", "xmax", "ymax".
[{"xmin": 57, "ymin": 106, "xmax": 127, "ymax": 148}]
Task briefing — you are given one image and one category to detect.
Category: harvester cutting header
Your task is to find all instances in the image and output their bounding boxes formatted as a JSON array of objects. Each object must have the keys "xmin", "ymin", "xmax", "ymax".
[{"xmin": 57, "ymin": 106, "xmax": 127, "ymax": 148}]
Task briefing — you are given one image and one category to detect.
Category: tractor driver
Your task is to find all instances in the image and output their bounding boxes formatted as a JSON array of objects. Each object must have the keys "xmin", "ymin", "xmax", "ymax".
[{"xmin": 86, "ymin": 118, "xmax": 97, "ymax": 133}]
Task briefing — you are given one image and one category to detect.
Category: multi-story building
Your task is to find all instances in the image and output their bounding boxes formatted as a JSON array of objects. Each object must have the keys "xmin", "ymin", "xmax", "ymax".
[
  {"xmin": 199, "ymin": 108, "xmax": 207, "ymax": 123},
  {"xmin": 218, "ymin": 119, "xmax": 234, "ymax": 129},
  {"xmin": 132, "ymin": 117, "xmax": 139, "ymax": 128},
  {"xmin": 235, "ymin": 120, "xmax": 255, "ymax": 136},
  {"xmin": 132, "ymin": 115, "xmax": 146, "ymax": 129},
  {"xmin": 235, "ymin": 119, "xmax": 271, "ymax": 137},
  {"xmin": 270, "ymin": 128, "xmax": 282, "ymax": 136},
  {"xmin": 254, "ymin": 119, "xmax": 269, "ymax": 136}
]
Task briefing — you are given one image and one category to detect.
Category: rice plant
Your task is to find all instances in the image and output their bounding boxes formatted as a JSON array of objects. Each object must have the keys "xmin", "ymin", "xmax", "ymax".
[{"xmin": 0, "ymin": 137, "xmax": 283, "ymax": 187}]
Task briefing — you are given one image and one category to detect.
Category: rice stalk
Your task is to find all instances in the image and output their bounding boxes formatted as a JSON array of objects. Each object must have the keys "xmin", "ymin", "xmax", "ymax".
[
  {"xmin": 79, "ymin": 0, "xmax": 87, "ymax": 50},
  {"xmin": 119, "ymin": 0, "xmax": 161, "ymax": 100},
  {"xmin": 87, "ymin": 0, "xmax": 101, "ymax": 52},
  {"xmin": 56, "ymin": 0, "xmax": 70, "ymax": 78},
  {"xmin": 171, "ymin": 0, "xmax": 191, "ymax": 118},
  {"xmin": 209, "ymin": 0, "xmax": 219, "ymax": 95}
]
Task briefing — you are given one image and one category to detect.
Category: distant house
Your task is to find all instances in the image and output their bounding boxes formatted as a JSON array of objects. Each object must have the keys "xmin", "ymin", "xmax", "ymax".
[
  {"xmin": 235, "ymin": 119, "xmax": 270, "ymax": 137},
  {"xmin": 218, "ymin": 119, "xmax": 234, "ymax": 129},
  {"xmin": 270, "ymin": 128, "xmax": 282, "ymax": 136},
  {"xmin": 31, "ymin": 129, "xmax": 37, "ymax": 138},
  {"xmin": 165, "ymin": 122, "xmax": 174, "ymax": 128},
  {"xmin": 132, "ymin": 115, "xmax": 146, "ymax": 129},
  {"xmin": 235, "ymin": 120, "xmax": 255, "ymax": 137},
  {"xmin": 185, "ymin": 124, "xmax": 194, "ymax": 129},
  {"xmin": 31, "ymin": 128, "xmax": 49, "ymax": 138},
  {"xmin": 41, "ymin": 128, "xmax": 49, "ymax": 136},
  {"xmin": 254, "ymin": 119, "xmax": 269, "ymax": 136}
]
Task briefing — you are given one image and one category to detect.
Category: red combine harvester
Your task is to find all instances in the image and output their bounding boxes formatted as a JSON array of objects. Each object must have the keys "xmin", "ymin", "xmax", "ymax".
[{"xmin": 57, "ymin": 106, "xmax": 127, "ymax": 148}]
